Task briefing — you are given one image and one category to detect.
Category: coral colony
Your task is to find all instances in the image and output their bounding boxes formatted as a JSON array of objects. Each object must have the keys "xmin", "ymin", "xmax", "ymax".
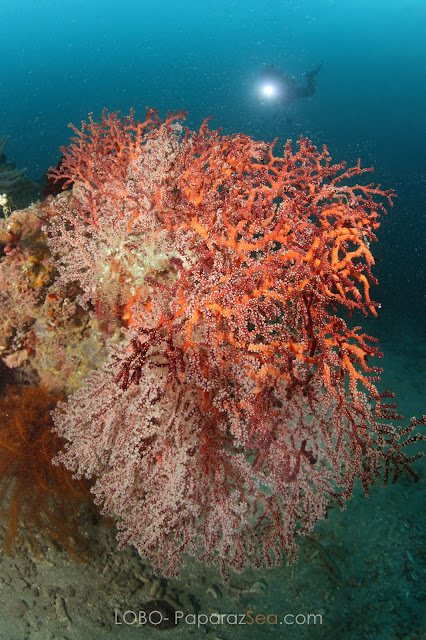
[{"xmin": 1, "ymin": 109, "xmax": 423, "ymax": 577}]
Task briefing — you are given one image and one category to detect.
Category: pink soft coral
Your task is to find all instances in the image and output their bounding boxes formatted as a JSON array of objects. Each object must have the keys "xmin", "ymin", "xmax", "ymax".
[{"xmin": 46, "ymin": 109, "xmax": 424, "ymax": 578}]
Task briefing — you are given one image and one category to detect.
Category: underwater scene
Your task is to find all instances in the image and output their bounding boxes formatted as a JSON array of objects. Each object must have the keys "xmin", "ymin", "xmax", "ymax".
[{"xmin": 0, "ymin": 1, "xmax": 425, "ymax": 639}]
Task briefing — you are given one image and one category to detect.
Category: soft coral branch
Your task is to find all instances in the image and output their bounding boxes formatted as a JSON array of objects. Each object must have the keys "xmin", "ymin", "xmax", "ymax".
[{"xmin": 47, "ymin": 109, "xmax": 424, "ymax": 578}]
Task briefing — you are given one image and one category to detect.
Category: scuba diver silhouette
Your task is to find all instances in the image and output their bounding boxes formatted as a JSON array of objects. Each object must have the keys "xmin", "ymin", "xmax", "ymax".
[{"xmin": 256, "ymin": 62, "xmax": 323, "ymax": 116}]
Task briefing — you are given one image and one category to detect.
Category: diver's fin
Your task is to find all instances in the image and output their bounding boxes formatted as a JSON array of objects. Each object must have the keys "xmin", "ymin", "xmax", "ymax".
[{"xmin": 307, "ymin": 60, "xmax": 324, "ymax": 80}]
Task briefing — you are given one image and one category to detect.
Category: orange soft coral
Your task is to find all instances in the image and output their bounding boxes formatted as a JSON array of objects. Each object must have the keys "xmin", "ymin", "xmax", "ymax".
[{"xmin": 0, "ymin": 385, "xmax": 91, "ymax": 557}]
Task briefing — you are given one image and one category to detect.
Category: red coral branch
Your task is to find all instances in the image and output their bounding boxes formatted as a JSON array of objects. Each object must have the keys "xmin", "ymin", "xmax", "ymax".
[{"xmin": 47, "ymin": 109, "xmax": 424, "ymax": 578}]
